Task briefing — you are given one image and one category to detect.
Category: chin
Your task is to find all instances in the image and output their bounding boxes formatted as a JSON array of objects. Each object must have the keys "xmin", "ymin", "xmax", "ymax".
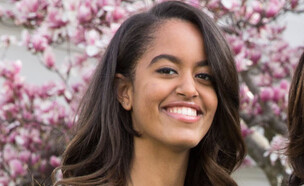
[{"xmin": 167, "ymin": 136, "xmax": 202, "ymax": 151}]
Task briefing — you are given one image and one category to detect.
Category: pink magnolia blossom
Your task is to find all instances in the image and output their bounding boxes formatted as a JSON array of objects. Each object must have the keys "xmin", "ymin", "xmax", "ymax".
[
  {"xmin": 248, "ymin": 12, "xmax": 261, "ymax": 25},
  {"xmin": 36, "ymin": 82, "xmax": 57, "ymax": 99},
  {"xmin": 186, "ymin": 0, "xmax": 201, "ymax": 7},
  {"xmin": 252, "ymin": 101, "xmax": 262, "ymax": 115},
  {"xmin": 64, "ymin": 90, "xmax": 73, "ymax": 103},
  {"xmin": 9, "ymin": 159, "xmax": 26, "ymax": 178},
  {"xmin": 280, "ymin": 79, "xmax": 290, "ymax": 90},
  {"xmin": 23, "ymin": 85, "xmax": 38, "ymax": 101},
  {"xmin": 247, "ymin": 49, "xmax": 261, "ymax": 64},
  {"xmin": 2, "ymin": 104, "xmax": 20, "ymax": 121},
  {"xmin": 40, "ymin": 159, "xmax": 48, "ymax": 173},
  {"xmin": 265, "ymin": 135, "xmax": 287, "ymax": 165},
  {"xmin": 241, "ymin": 124, "xmax": 253, "ymax": 138},
  {"xmin": 22, "ymin": 110, "xmax": 33, "ymax": 120},
  {"xmin": 112, "ymin": 6, "xmax": 127, "ymax": 21},
  {"xmin": 19, "ymin": 150, "xmax": 31, "ymax": 162},
  {"xmin": 265, "ymin": 0, "xmax": 284, "ymax": 18},
  {"xmin": 271, "ymin": 104, "xmax": 281, "ymax": 116},
  {"xmin": 232, "ymin": 40, "xmax": 244, "ymax": 55},
  {"xmin": 12, "ymin": 60, "xmax": 22, "ymax": 75},
  {"xmin": 31, "ymin": 153, "xmax": 40, "ymax": 165},
  {"xmin": 272, "ymin": 87, "xmax": 284, "ymax": 102},
  {"xmin": 270, "ymin": 135, "xmax": 287, "ymax": 151},
  {"xmin": 64, "ymin": 0, "xmax": 77, "ymax": 11},
  {"xmin": 15, "ymin": 0, "xmax": 48, "ymax": 25},
  {"xmin": 260, "ymin": 87, "xmax": 274, "ymax": 102},
  {"xmin": 221, "ymin": 0, "xmax": 240, "ymax": 11},
  {"xmin": 252, "ymin": 0, "xmax": 263, "ymax": 13},
  {"xmin": 240, "ymin": 84, "xmax": 253, "ymax": 105},
  {"xmin": 226, "ymin": 35, "xmax": 244, "ymax": 55},
  {"xmin": 82, "ymin": 68, "xmax": 95, "ymax": 83},
  {"xmin": 0, "ymin": 177, "xmax": 10, "ymax": 186},
  {"xmin": 15, "ymin": 134, "xmax": 29, "ymax": 147},
  {"xmin": 43, "ymin": 47, "xmax": 56, "ymax": 69},
  {"xmin": 77, "ymin": 3, "xmax": 94, "ymax": 23},
  {"xmin": 85, "ymin": 29, "xmax": 100, "ymax": 46},
  {"xmin": 291, "ymin": 0, "xmax": 298, "ymax": 8},
  {"xmin": 73, "ymin": 54, "xmax": 88, "ymax": 67},
  {"xmin": 31, "ymin": 129, "xmax": 42, "ymax": 144},
  {"xmin": 50, "ymin": 155, "xmax": 61, "ymax": 167},
  {"xmin": 0, "ymin": 60, "xmax": 22, "ymax": 81},
  {"xmin": 3, "ymin": 9, "xmax": 15, "ymax": 19},
  {"xmin": 3, "ymin": 144, "xmax": 18, "ymax": 162},
  {"xmin": 241, "ymin": 157, "xmax": 254, "ymax": 167},
  {"xmin": 235, "ymin": 53, "xmax": 253, "ymax": 72},
  {"xmin": 50, "ymin": 0, "xmax": 62, "ymax": 7},
  {"xmin": 69, "ymin": 27, "xmax": 86, "ymax": 45},
  {"xmin": 47, "ymin": 7, "xmax": 68, "ymax": 29},
  {"xmin": 31, "ymin": 34, "xmax": 49, "ymax": 52},
  {"xmin": 36, "ymin": 25, "xmax": 53, "ymax": 44},
  {"xmin": 16, "ymin": 0, "xmax": 41, "ymax": 14},
  {"xmin": 207, "ymin": 0, "xmax": 220, "ymax": 10}
]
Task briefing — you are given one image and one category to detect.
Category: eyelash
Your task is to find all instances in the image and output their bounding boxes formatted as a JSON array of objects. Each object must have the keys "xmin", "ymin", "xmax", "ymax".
[
  {"xmin": 195, "ymin": 73, "xmax": 213, "ymax": 82},
  {"xmin": 156, "ymin": 67, "xmax": 177, "ymax": 75},
  {"xmin": 156, "ymin": 67, "xmax": 213, "ymax": 82}
]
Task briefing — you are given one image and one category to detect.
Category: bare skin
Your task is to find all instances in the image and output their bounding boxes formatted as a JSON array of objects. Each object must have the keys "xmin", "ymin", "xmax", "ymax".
[{"xmin": 128, "ymin": 138, "xmax": 189, "ymax": 186}]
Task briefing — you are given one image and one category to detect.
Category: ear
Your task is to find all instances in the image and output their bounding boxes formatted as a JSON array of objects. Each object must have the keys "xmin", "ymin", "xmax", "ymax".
[{"xmin": 115, "ymin": 73, "xmax": 133, "ymax": 111}]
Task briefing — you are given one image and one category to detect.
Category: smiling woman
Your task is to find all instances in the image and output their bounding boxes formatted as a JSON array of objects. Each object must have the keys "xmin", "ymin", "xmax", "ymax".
[{"xmin": 53, "ymin": 1, "xmax": 246, "ymax": 186}]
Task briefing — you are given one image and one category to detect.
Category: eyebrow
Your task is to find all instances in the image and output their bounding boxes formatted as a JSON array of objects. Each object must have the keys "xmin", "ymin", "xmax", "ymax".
[{"xmin": 148, "ymin": 54, "xmax": 208, "ymax": 67}]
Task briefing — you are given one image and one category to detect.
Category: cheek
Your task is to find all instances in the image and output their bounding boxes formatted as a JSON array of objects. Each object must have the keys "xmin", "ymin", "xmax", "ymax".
[
  {"xmin": 134, "ymin": 80, "xmax": 174, "ymax": 107},
  {"xmin": 203, "ymin": 88, "xmax": 218, "ymax": 113},
  {"xmin": 132, "ymin": 80, "xmax": 172, "ymax": 119},
  {"xmin": 142, "ymin": 82, "xmax": 161, "ymax": 103},
  {"xmin": 134, "ymin": 83, "xmax": 155, "ymax": 112},
  {"xmin": 131, "ymin": 81, "xmax": 170, "ymax": 132}
]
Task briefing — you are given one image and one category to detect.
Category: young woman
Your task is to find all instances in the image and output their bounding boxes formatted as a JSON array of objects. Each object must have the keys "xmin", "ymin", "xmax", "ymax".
[
  {"xmin": 53, "ymin": 1, "xmax": 245, "ymax": 185},
  {"xmin": 287, "ymin": 52, "xmax": 304, "ymax": 186}
]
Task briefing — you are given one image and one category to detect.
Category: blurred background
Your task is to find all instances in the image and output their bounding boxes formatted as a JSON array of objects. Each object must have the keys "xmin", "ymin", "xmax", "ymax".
[{"xmin": 1, "ymin": 0, "xmax": 304, "ymax": 185}]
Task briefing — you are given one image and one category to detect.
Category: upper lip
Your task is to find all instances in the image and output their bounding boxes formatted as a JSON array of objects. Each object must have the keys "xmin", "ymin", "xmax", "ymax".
[{"xmin": 162, "ymin": 101, "xmax": 203, "ymax": 114}]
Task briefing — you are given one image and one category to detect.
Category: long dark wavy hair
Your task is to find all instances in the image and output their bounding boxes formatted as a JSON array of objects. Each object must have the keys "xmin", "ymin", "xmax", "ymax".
[
  {"xmin": 53, "ymin": 1, "xmax": 246, "ymax": 185},
  {"xmin": 287, "ymin": 52, "xmax": 304, "ymax": 186}
]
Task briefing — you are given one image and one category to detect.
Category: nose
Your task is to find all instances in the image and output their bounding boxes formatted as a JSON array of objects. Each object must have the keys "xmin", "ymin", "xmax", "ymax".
[{"xmin": 176, "ymin": 73, "xmax": 199, "ymax": 98}]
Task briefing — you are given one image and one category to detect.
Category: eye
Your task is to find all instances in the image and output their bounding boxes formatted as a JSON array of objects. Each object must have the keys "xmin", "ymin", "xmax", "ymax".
[
  {"xmin": 156, "ymin": 67, "xmax": 177, "ymax": 75},
  {"xmin": 195, "ymin": 73, "xmax": 214, "ymax": 82}
]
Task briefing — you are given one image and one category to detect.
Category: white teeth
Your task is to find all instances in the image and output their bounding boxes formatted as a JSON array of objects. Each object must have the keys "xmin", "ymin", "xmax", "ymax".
[{"xmin": 167, "ymin": 107, "xmax": 197, "ymax": 116}]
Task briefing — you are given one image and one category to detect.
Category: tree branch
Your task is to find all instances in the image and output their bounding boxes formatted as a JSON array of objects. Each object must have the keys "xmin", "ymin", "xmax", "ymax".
[{"xmin": 240, "ymin": 71, "xmax": 260, "ymax": 95}]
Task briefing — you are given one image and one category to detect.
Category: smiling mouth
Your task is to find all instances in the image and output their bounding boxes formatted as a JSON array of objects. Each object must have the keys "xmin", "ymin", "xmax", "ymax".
[
  {"xmin": 163, "ymin": 106, "xmax": 202, "ymax": 123},
  {"xmin": 166, "ymin": 107, "xmax": 200, "ymax": 116}
]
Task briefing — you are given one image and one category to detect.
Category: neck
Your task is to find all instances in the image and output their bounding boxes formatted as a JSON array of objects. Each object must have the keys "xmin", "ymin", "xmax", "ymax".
[{"xmin": 128, "ymin": 137, "xmax": 189, "ymax": 186}]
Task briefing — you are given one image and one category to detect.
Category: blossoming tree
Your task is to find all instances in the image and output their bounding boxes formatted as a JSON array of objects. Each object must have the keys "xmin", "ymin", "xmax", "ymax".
[{"xmin": 0, "ymin": 0, "xmax": 303, "ymax": 185}]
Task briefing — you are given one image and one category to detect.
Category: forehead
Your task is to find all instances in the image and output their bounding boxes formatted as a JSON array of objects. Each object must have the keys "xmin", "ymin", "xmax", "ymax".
[
  {"xmin": 152, "ymin": 19, "xmax": 204, "ymax": 48},
  {"xmin": 136, "ymin": 19, "xmax": 206, "ymax": 67}
]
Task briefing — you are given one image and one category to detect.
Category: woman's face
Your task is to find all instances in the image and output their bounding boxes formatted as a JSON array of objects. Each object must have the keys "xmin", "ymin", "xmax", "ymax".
[{"xmin": 123, "ymin": 19, "xmax": 218, "ymax": 151}]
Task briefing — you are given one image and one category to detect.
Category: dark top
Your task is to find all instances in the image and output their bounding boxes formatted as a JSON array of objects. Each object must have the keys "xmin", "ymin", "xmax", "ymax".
[{"xmin": 289, "ymin": 174, "xmax": 304, "ymax": 186}]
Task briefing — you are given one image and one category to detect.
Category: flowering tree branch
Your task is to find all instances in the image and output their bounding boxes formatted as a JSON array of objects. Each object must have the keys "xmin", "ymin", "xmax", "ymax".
[{"xmin": 245, "ymin": 132, "xmax": 289, "ymax": 186}]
